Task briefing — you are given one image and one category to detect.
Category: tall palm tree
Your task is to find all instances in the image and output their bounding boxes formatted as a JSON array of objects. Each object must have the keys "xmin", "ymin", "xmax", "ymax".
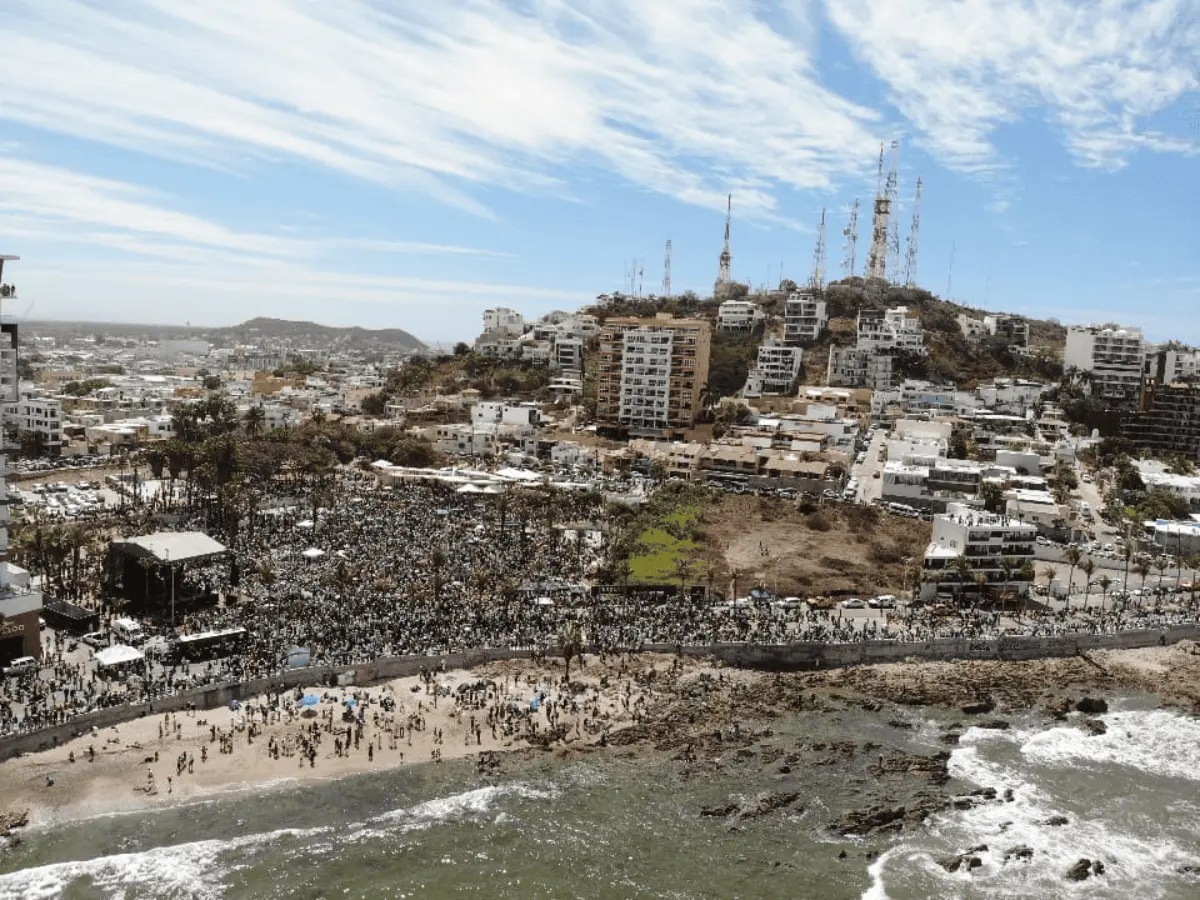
[
  {"xmin": 1041, "ymin": 565, "xmax": 1058, "ymax": 600},
  {"xmin": 1097, "ymin": 574, "xmax": 1112, "ymax": 613},
  {"xmin": 242, "ymin": 405, "xmax": 266, "ymax": 438},
  {"xmin": 1062, "ymin": 545, "xmax": 1083, "ymax": 598},
  {"xmin": 558, "ymin": 619, "xmax": 584, "ymax": 684},
  {"xmin": 951, "ymin": 555, "xmax": 974, "ymax": 606},
  {"xmin": 1079, "ymin": 558, "xmax": 1096, "ymax": 610},
  {"xmin": 1133, "ymin": 557, "xmax": 1152, "ymax": 609},
  {"xmin": 1154, "ymin": 557, "xmax": 1172, "ymax": 609}
]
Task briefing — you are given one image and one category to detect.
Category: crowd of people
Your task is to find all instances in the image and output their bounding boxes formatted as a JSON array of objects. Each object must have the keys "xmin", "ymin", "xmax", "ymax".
[{"xmin": 3, "ymin": 472, "xmax": 1200, "ymax": 739}]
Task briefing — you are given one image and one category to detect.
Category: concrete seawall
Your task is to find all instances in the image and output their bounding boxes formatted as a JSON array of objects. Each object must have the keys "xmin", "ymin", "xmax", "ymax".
[{"xmin": 4, "ymin": 627, "xmax": 1198, "ymax": 763}]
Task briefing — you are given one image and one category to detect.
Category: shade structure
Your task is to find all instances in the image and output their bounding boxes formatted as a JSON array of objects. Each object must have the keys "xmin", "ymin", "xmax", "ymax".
[
  {"xmin": 94, "ymin": 644, "xmax": 145, "ymax": 667},
  {"xmin": 301, "ymin": 548, "xmax": 325, "ymax": 560}
]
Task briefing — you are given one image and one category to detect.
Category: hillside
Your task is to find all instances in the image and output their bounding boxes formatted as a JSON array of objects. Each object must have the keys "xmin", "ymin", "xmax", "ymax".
[
  {"xmin": 217, "ymin": 318, "xmax": 425, "ymax": 351},
  {"xmin": 589, "ymin": 279, "xmax": 1066, "ymax": 395}
]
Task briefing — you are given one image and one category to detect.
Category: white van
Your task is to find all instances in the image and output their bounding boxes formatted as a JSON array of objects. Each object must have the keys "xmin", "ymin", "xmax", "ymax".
[
  {"xmin": 112, "ymin": 617, "xmax": 146, "ymax": 645},
  {"xmin": 3, "ymin": 656, "xmax": 38, "ymax": 676}
]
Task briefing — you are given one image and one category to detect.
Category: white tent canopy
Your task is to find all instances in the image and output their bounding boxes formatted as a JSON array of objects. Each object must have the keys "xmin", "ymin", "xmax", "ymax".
[
  {"xmin": 301, "ymin": 547, "xmax": 326, "ymax": 560},
  {"xmin": 95, "ymin": 644, "xmax": 145, "ymax": 667}
]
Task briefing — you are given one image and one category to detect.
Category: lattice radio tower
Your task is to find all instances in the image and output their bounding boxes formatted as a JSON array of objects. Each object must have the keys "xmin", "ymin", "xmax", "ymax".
[
  {"xmin": 902, "ymin": 177, "xmax": 923, "ymax": 289},
  {"xmin": 865, "ymin": 144, "xmax": 889, "ymax": 281},
  {"xmin": 841, "ymin": 198, "xmax": 860, "ymax": 278},
  {"xmin": 662, "ymin": 239, "xmax": 672, "ymax": 298},
  {"xmin": 810, "ymin": 207, "xmax": 828, "ymax": 290},
  {"xmin": 885, "ymin": 141, "xmax": 901, "ymax": 283}
]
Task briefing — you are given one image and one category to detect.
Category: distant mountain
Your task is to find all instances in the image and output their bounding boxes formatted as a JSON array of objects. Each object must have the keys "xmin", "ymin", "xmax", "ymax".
[{"xmin": 215, "ymin": 318, "xmax": 426, "ymax": 351}]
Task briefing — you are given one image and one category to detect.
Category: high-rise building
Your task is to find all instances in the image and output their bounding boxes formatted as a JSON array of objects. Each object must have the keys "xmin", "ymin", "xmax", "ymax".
[
  {"xmin": 744, "ymin": 338, "xmax": 803, "ymax": 398},
  {"xmin": 1122, "ymin": 381, "xmax": 1200, "ymax": 462},
  {"xmin": 0, "ymin": 255, "xmax": 43, "ymax": 664},
  {"xmin": 596, "ymin": 315, "xmax": 711, "ymax": 438},
  {"xmin": 1064, "ymin": 323, "xmax": 1145, "ymax": 407},
  {"xmin": 857, "ymin": 306, "xmax": 926, "ymax": 354}
]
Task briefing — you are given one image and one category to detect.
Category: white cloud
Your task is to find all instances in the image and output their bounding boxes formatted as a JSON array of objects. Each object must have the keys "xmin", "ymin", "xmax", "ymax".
[
  {"xmin": 0, "ymin": 0, "xmax": 886, "ymax": 221},
  {"xmin": 0, "ymin": 156, "xmax": 509, "ymax": 264},
  {"xmin": 823, "ymin": 0, "xmax": 1200, "ymax": 173}
]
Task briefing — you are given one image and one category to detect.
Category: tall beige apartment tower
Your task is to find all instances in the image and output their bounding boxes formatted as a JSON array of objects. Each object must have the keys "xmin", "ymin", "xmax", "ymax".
[{"xmin": 596, "ymin": 314, "xmax": 712, "ymax": 439}]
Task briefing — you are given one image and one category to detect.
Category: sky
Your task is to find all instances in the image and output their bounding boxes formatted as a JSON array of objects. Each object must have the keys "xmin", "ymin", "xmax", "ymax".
[{"xmin": 1, "ymin": 0, "xmax": 1198, "ymax": 343}]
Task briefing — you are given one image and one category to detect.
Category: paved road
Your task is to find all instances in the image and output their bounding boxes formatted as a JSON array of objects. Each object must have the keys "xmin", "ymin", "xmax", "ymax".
[{"xmin": 854, "ymin": 429, "xmax": 887, "ymax": 504}]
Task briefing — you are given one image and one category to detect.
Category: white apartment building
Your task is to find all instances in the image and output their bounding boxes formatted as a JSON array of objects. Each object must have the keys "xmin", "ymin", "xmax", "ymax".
[
  {"xmin": 783, "ymin": 291, "xmax": 827, "ymax": 345},
  {"xmin": 958, "ymin": 314, "xmax": 988, "ymax": 340},
  {"xmin": 716, "ymin": 299, "xmax": 765, "ymax": 334},
  {"xmin": 482, "ymin": 308, "xmax": 525, "ymax": 337},
  {"xmin": 921, "ymin": 503, "xmax": 1036, "ymax": 600},
  {"xmin": 744, "ymin": 338, "xmax": 802, "ymax": 398},
  {"xmin": 857, "ymin": 306, "xmax": 926, "ymax": 354},
  {"xmin": 1145, "ymin": 346, "xmax": 1200, "ymax": 385},
  {"xmin": 10, "ymin": 385, "xmax": 63, "ymax": 454},
  {"xmin": 984, "ymin": 315, "xmax": 1030, "ymax": 348},
  {"xmin": 617, "ymin": 328, "xmax": 675, "ymax": 433},
  {"xmin": 1064, "ymin": 324, "xmax": 1145, "ymax": 405},
  {"xmin": 553, "ymin": 337, "xmax": 583, "ymax": 374},
  {"xmin": 471, "ymin": 401, "xmax": 542, "ymax": 429},
  {"xmin": 827, "ymin": 347, "xmax": 895, "ymax": 390},
  {"xmin": 0, "ymin": 283, "xmax": 44, "ymax": 662}
]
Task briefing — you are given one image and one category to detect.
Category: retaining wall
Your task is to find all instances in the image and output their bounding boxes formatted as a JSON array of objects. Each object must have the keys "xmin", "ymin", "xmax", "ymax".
[{"xmin": 4, "ymin": 626, "xmax": 1198, "ymax": 762}]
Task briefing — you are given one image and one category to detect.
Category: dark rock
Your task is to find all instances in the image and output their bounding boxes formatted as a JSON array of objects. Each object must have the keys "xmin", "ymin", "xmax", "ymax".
[
  {"xmin": 1004, "ymin": 845, "xmax": 1034, "ymax": 862},
  {"xmin": 970, "ymin": 787, "xmax": 998, "ymax": 800},
  {"xmin": 1044, "ymin": 815, "xmax": 1069, "ymax": 826},
  {"xmin": 940, "ymin": 732, "xmax": 962, "ymax": 745},
  {"xmin": 1075, "ymin": 697, "xmax": 1108, "ymax": 715},
  {"xmin": 1066, "ymin": 858, "xmax": 1093, "ymax": 881},
  {"xmin": 888, "ymin": 720, "xmax": 914, "ymax": 730},
  {"xmin": 1003, "ymin": 788, "xmax": 1014, "ymax": 802},
  {"xmin": 778, "ymin": 764, "xmax": 792, "ymax": 774},
  {"xmin": 962, "ymin": 700, "xmax": 995, "ymax": 715},
  {"xmin": 976, "ymin": 719, "xmax": 1011, "ymax": 730},
  {"xmin": 0, "ymin": 809, "xmax": 29, "ymax": 837},
  {"xmin": 967, "ymin": 844, "xmax": 989, "ymax": 854},
  {"xmin": 940, "ymin": 850, "xmax": 986, "ymax": 873},
  {"xmin": 838, "ymin": 850, "xmax": 847, "ymax": 860},
  {"xmin": 952, "ymin": 798, "xmax": 976, "ymax": 810},
  {"xmin": 1177, "ymin": 865, "xmax": 1200, "ymax": 876},
  {"xmin": 702, "ymin": 792, "xmax": 802, "ymax": 822},
  {"xmin": 1092, "ymin": 860, "xmax": 1105, "ymax": 876},
  {"xmin": 833, "ymin": 805, "xmax": 907, "ymax": 836},
  {"xmin": 1080, "ymin": 717, "xmax": 1108, "ymax": 736}
]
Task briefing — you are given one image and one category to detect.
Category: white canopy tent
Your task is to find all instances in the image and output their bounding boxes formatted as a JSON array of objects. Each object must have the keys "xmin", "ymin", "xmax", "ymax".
[
  {"xmin": 301, "ymin": 548, "xmax": 326, "ymax": 560},
  {"xmin": 95, "ymin": 644, "xmax": 145, "ymax": 668}
]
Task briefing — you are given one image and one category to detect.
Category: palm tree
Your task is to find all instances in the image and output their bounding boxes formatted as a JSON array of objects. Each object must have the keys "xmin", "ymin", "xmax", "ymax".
[
  {"xmin": 1154, "ymin": 557, "xmax": 1172, "ymax": 609},
  {"xmin": 999, "ymin": 556, "xmax": 1019, "ymax": 609},
  {"xmin": 1133, "ymin": 557, "xmax": 1152, "ymax": 609},
  {"xmin": 1079, "ymin": 558, "xmax": 1096, "ymax": 610},
  {"xmin": 429, "ymin": 549, "xmax": 447, "ymax": 600},
  {"xmin": 672, "ymin": 557, "xmax": 693, "ymax": 603},
  {"xmin": 242, "ymin": 405, "xmax": 266, "ymax": 438},
  {"xmin": 951, "ymin": 555, "xmax": 974, "ymax": 606},
  {"xmin": 558, "ymin": 619, "xmax": 584, "ymax": 684},
  {"xmin": 1062, "ymin": 545, "xmax": 1083, "ymax": 598},
  {"xmin": 1041, "ymin": 565, "xmax": 1058, "ymax": 603},
  {"xmin": 1097, "ymin": 574, "xmax": 1112, "ymax": 613}
]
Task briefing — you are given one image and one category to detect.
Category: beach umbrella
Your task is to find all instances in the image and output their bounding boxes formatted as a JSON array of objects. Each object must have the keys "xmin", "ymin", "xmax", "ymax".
[{"xmin": 300, "ymin": 694, "xmax": 320, "ymax": 707}]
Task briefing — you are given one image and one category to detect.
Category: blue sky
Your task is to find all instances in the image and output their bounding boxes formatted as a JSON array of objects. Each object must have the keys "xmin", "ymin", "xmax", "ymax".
[{"xmin": 1, "ymin": 0, "xmax": 1198, "ymax": 343}]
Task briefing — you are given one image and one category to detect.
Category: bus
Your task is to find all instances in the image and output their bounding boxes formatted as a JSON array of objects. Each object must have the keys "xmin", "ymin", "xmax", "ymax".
[{"xmin": 170, "ymin": 627, "xmax": 248, "ymax": 663}]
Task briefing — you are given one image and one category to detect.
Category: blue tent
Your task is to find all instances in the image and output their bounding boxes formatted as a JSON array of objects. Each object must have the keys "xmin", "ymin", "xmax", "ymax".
[{"xmin": 300, "ymin": 694, "xmax": 320, "ymax": 708}]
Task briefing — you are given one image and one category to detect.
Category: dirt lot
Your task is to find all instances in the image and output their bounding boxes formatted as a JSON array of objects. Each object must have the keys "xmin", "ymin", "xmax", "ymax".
[{"xmin": 699, "ymin": 495, "xmax": 931, "ymax": 598}]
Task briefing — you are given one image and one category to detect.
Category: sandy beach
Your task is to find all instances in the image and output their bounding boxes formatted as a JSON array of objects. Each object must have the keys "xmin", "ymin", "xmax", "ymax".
[
  {"xmin": 0, "ymin": 653, "xmax": 687, "ymax": 827},
  {"xmin": 4, "ymin": 642, "xmax": 1200, "ymax": 833}
]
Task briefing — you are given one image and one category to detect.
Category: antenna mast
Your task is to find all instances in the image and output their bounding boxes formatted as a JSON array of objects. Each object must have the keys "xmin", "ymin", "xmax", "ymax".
[
  {"xmin": 810, "ymin": 207, "xmax": 828, "ymax": 290},
  {"xmin": 841, "ymin": 198, "xmax": 860, "ymax": 278},
  {"xmin": 715, "ymin": 193, "xmax": 733, "ymax": 295},
  {"xmin": 865, "ymin": 143, "xmax": 890, "ymax": 281},
  {"xmin": 885, "ymin": 141, "xmax": 901, "ymax": 283},
  {"xmin": 662, "ymin": 240, "xmax": 672, "ymax": 298},
  {"xmin": 902, "ymin": 177, "xmax": 923, "ymax": 288},
  {"xmin": 947, "ymin": 240, "xmax": 956, "ymax": 301},
  {"xmin": 637, "ymin": 260, "xmax": 644, "ymax": 298}
]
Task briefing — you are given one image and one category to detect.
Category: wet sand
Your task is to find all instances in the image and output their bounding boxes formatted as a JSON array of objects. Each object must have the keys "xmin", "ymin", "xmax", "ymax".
[
  {"xmin": 5, "ymin": 643, "xmax": 1200, "ymax": 830},
  {"xmin": 1, "ymin": 654, "xmax": 683, "ymax": 827}
]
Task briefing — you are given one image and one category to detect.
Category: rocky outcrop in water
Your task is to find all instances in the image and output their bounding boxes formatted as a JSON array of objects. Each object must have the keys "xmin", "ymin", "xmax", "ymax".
[
  {"xmin": 1066, "ymin": 858, "xmax": 1105, "ymax": 880},
  {"xmin": 0, "ymin": 809, "xmax": 28, "ymax": 837},
  {"xmin": 700, "ymin": 791, "xmax": 802, "ymax": 822},
  {"xmin": 1004, "ymin": 845, "xmax": 1034, "ymax": 862},
  {"xmin": 1080, "ymin": 717, "xmax": 1108, "ymax": 736},
  {"xmin": 869, "ymin": 752, "xmax": 950, "ymax": 784},
  {"xmin": 1044, "ymin": 814, "xmax": 1069, "ymax": 826},
  {"xmin": 961, "ymin": 699, "xmax": 996, "ymax": 715},
  {"xmin": 1075, "ymin": 697, "xmax": 1108, "ymax": 714}
]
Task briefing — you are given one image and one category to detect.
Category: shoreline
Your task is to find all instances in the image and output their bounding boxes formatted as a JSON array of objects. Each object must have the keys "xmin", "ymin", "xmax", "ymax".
[
  {"xmin": 6, "ymin": 622, "xmax": 1200, "ymax": 766},
  {"xmin": 3, "ymin": 641, "xmax": 1200, "ymax": 835}
]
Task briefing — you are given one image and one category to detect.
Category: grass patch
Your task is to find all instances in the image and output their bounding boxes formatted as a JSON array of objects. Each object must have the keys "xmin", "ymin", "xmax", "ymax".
[{"xmin": 624, "ymin": 485, "xmax": 712, "ymax": 584}]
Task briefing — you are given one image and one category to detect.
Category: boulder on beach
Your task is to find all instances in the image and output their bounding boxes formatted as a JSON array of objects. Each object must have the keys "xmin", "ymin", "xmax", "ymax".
[
  {"xmin": 1044, "ymin": 815, "xmax": 1070, "ymax": 826},
  {"xmin": 1004, "ymin": 845, "xmax": 1034, "ymax": 862},
  {"xmin": 1066, "ymin": 858, "xmax": 1104, "ymax": 881},
  {"xmin": 961, "ymin": 699, "xmax": 996, "ymax": 715},
  {"xmin": 1080, "ymin": 717, "xmax": 1108, "ymax": 736},
  {"xmin": 700, "ymin": 791, "xmax": 802, "ymax": 822},
  {"xmin": 1075, "ymin": 697, "xmax": 1108, "ymax": 715}
]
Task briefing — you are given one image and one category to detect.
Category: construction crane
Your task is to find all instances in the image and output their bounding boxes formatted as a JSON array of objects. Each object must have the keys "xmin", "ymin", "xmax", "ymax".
[{"xmin": 902, "ymin": 177, "xmax": 923, "ymax": 289}]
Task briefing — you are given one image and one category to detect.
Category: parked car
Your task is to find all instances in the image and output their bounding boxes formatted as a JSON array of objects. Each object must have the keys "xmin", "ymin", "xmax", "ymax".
[
  {"xmin": 840, "ymin": 597, "xmax": 866, "ymax": 609},
  {"xmin": 3, "ymin": 656, "xmax": 38, "ymax": 676},
  {"xmin": 81, "ymin": 631, "xmax": 107, "ymax": 649}
]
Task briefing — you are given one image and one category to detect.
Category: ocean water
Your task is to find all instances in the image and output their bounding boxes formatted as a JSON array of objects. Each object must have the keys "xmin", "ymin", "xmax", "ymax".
[{"xmin": 2, "ymin": 702, "xmax": 1198, "ymax": 899}]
